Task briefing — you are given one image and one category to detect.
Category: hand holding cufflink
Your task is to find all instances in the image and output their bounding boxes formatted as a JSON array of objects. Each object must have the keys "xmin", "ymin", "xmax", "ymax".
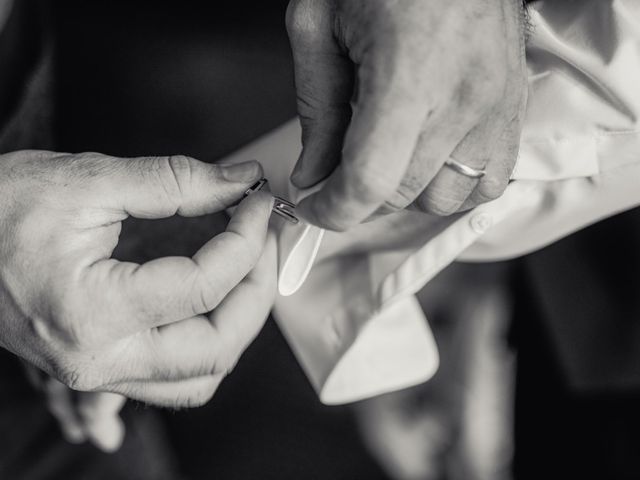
[{"xmin": 0, "ymin": 150, "xmax": 277, "ymax": 409}]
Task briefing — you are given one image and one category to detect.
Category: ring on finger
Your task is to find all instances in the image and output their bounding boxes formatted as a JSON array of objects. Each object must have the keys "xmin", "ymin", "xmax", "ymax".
[{"xmin": 444, "ymin": 158, "xmax": 486, "ymax": 179}]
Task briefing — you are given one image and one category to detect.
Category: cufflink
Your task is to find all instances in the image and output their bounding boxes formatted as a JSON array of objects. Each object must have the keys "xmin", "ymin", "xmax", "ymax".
[{"xmin": 244, "ymin": 178, "xmax": 299, "ymax": 224}]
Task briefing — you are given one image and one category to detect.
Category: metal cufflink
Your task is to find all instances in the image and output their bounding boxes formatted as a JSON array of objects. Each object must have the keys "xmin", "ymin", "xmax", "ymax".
[{"xmin": 244, "ymin": 178, "xmax": 299, "ymax": 225}]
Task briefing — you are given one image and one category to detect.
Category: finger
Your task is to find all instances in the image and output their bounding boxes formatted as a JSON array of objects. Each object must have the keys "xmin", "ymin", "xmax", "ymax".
[
  {"xmin": 110, "ymin": 245, "xmax": 276, "ymax": 404},
  {"xmin": 459, "ymin": 89, "xmax": 527, "ymax": 211},
  {"xmin": 109, "ymin": 375, "xmax": 224, "ymax": 409},
  {"xmin": 107, "ymin": 232, "xmax": 277, "ymax": 384},
  {"xmin": 374, "ymin": 105, "xmax": 480, "ymax": 215},
  {"xmin": 206, "ymin": 231, "xmax": 277, "ymax": 373},
  {"xmin": 296, "ymin": 61, "xmax": 426, "ymax": 230},
  {"xmin": 82, "ymin": 153, "xmax": 263, "ymax": 219},
  {"xmin": 44, "ymin": 377, "xmax": 87, "ymax": 444},
  {"xmin": 77, "ymin": 392, "xmax": 126, "ymax": 452},
  {"xmin": 83, "ymin": 192, "xmax": 273, "ymax": 341},
  {"xmin": 415, "ymin": 105, "xmax": 510, "ymax": 216},
  {"xmin": 286, "ymin": 0, "xmax": 354, "ymax": 189},
  {"xmin": 416, "ymin": 36, "xmax": 527, "ymax": 217}
]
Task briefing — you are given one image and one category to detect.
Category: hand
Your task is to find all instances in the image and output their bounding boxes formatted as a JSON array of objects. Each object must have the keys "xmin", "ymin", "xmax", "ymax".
[
  {"xmin": 25, "ymin": 226, "xmax": 277, "ymax": 453},
  {"xmin": 25, "ymin": 364, "xmax": 126, "ymax": 452},
  {"xmin": 286, "ymin": 0, "xmax": 528, "ymax": 230},
  {"xmin": 0, "ymin": 151, "xmax": 275, "ymax": 408}
]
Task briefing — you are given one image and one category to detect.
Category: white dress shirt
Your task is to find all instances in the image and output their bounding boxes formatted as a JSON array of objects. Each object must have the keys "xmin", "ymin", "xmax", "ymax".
[{"xmin": 222, "ymin": 0, "xmax": 640, "ymax": 404}]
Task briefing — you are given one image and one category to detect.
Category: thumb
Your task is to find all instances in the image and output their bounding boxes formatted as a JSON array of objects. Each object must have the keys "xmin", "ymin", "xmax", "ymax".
[
  {"xmin": 86, "ymin": 153, "xmax": 263, "ymax": 219},
  {"xmin": 286, "ymin": 0, "xmax": 354, "ymax": 189}
]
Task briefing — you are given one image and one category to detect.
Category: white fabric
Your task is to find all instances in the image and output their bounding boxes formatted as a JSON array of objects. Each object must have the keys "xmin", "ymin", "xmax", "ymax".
[{"xmin": 221, "ymin": 0, "xmax": 640, "ymax": 404}]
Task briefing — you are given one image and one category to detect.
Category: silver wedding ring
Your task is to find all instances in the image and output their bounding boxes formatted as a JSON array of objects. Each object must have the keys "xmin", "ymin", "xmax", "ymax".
[{"xmin": 444, "ymin": 158, "xmax": 486, "ymax": 179}]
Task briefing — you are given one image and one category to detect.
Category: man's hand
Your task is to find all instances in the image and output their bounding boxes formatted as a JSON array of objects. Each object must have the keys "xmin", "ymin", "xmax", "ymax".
[
  {"xmin": 0, "ymin": 151, "xmax": 275, "ymax": 408},
  {"xmin": 286, "ymin": 0, "xmax": 528, "ymax": 230},
  {"xmin": 25, "ymin": 364, "xmax": 127, "ymax": 452}
]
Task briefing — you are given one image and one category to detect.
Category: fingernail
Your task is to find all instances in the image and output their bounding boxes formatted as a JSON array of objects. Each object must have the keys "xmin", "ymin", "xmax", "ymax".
[{"xmin": 220, "ymin": 160, "xmax": 262, "ymax": 182}]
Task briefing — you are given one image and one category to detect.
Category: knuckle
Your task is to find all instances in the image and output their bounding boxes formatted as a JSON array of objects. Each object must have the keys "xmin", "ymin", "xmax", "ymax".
[
  {"xmin": 425, "ymin": 202, "xmax": 460, "ymax": 217},
  {"xmin": 384, "ymin": 175, "xmax": 424, "ymax": 211},
  {"xmin": 149, "ymin": 155, "xmax": 193, "ymax": 211},
  {"xmin": 55, "ymin": 152, "xmax": 116, "ymax": 185},
  {"xmin": 417, "ymin": 190, "xmax": 463, "ymax": 216},
  {"xmin": 381, "ymin": 197, "xmax": 406, "ymax": 213},
  {"xmin": 451, "ymin": 75, "xmax": 501, "ymax": 115},
  {"xmin": 166, "ymin": 154, "xmax": 193, "ymax": 194},
  {"xmin": 482, "ymin": 176, "xmax": 508, "ymax": 197},
  {"xmin": 193, "ymin": 279, "xmax": 215, "ymax": 314},
  {"xmin": 171, "ymin": 257, "xmax": 219, "ymax": 315},
  {"xmin": 476, "ymin": 187, "xmax": 501, "ymax": 203},
  {"xmin": 189, "ymin": 269, "xmax": 220, "ymax": 314},
  {"xmin": 57, "ymin": 365, "xmax": 101, "ymax": 392},
  {"xmin": 58, "ymin": 368, "xmax": 82, "ymax": 390}
]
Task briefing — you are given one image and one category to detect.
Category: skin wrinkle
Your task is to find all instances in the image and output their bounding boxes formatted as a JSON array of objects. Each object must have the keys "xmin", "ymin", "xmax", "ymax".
[
  {"xmin": 5, "ymin": 0, "xmax": 533, "ymax": 439},
  {"xmin": 92, "ymin": 335, "xmax": 137, "ymax": 384},
  {"xmin": 0, "ymin": 145, "xmax": 274, "ymax": 408},
  {"xmin": 462, "ymin": 5, "xmax": 527, "ymax": 207},
  {"xmin": 120, "ymin": 330, "xmax": 173, "ymax": 383},
  {"xmin": 52, "ymin": 152, "xmax": 121, "ymax": 184},
  {"xmin": 150, "ymin": 156, "xmax": 184, "ymax": 216},
  {"xmin": 191, "ymin": 260, "xmax": 219, "ymax": 314},
  {"xmin": 129, "ymin": 257, "xmax": 194, "ymax": 320},
  {"xmin": 290, "ymin": 0, "xmax": 527, "ymax": 227},
  {"xmin": 416, "ymin": 1, "xmax": 526, "ymax": 214}
]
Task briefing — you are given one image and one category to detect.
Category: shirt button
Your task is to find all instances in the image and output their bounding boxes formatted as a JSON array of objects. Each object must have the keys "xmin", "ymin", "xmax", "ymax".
[{"xmin": 469, "ymin": 213, "xmax": 493, "ymax": 234}]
